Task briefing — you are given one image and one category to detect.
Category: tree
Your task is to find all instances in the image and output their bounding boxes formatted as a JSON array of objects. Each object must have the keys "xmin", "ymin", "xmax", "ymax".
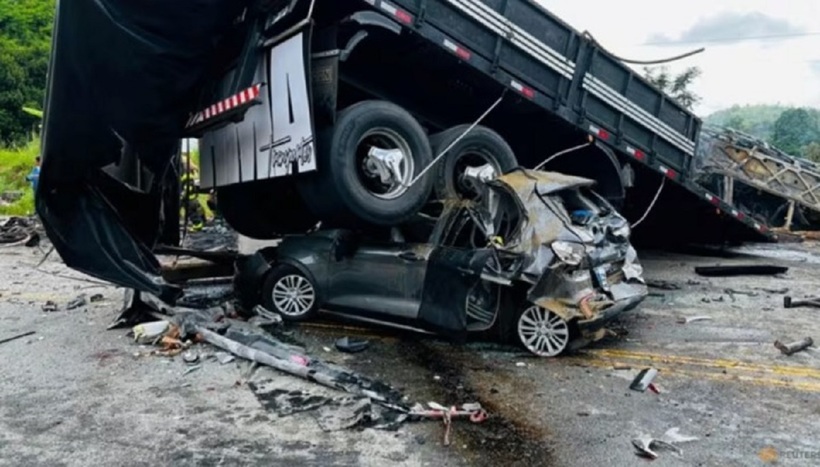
[
  {"xmin": 643, "ymin": 66, "xmax": 702, "ymax": 110},
  {"xmin": 803, "ymin": 142, "xmax": 820, "ymax": 164},
  {"xmin": 770, "ymin": 108, "xmax": 819, "ymax": 157},
  {"xmin": 0, "ymin": 0, "xmax": 55, "ymax": 146}
]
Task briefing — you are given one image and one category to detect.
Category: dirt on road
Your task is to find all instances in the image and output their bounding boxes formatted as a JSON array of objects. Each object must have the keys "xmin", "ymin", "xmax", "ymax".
[{"xmin": 0, "ymin": 239, "xmax": 818, "ymax": 466}]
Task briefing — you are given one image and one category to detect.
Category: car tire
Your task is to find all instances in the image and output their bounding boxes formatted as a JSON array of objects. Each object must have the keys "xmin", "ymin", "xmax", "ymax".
[
  {"xmin": 261, "ymin": 264, "xmax": 319, "ymax": 322},
  {"xmin": 299, "ymin": 100, "xmax": 434, "ymax": 226},
  {"xmin": 429, "ymin": 124, "xmax": 517, "ymax": 202},
  {"xmin": 216, "ymin": 179, "xmax": 318, "ymax": 239}
]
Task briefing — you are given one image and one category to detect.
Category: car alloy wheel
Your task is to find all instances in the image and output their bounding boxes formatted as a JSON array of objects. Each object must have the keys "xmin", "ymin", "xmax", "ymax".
[
  {"xmin": 271, "ymin": 274, "xmax": 316, "ymax": 318},
  {"xmin": 517, "ymin": 305, "xmax": 570, "ymax": 357}
]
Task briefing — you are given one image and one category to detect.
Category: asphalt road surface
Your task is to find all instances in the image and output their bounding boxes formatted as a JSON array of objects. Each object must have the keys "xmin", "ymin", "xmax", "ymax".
[{"xmin": 0, "ymin": 239, "xmax": 818, "ymax": 466}]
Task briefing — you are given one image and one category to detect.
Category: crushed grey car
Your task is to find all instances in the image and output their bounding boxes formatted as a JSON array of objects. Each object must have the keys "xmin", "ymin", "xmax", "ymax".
[{"xmin": 247, "ymin": 169, "xmax": 647, "ymax": 357}]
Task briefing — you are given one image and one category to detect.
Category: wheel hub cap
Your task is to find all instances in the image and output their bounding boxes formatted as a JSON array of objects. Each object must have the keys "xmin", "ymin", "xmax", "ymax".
[
  {"xmin": 517, "ymin": 306, "xmax": 570, "ymax": 357},
  {"xmin": 272, "ymin": 274, "xmax": 316, "ymax": 317}
]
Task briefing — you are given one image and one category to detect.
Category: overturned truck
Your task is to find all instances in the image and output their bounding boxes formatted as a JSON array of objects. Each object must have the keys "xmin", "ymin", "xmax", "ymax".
[{"xmin": 38, "ymin": 1, "xmax": 769, "ymax": 321}]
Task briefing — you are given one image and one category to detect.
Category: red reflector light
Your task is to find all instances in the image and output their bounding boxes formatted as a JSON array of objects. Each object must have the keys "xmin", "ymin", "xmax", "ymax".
[
  {"xmin": 659, "ymin": 165, "xmax": 677, "ymax": 179},
  {"xmin": 395, "ymin": 10, "xmax": 412, "ymax": 24},
  {"xmin": 511, "ymin": 80, "xmax": 535, "ymax": 99},
  {"xmin": 626, "ymin": 146, "xmax": 645, "ymax": 161}
]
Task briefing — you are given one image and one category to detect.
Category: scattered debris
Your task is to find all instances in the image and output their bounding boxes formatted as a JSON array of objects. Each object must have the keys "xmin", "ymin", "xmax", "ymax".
[
  {"xmin": 646, "ymin": 280, "xmax": 680, "ymax": 290},
  {"xmin": 182, "ymin": 365, "xmax": 201, "ymax": 376},
  {"xmin": 676, "ymin": 315, "xmax": 713, "ymax": 324},
  {"xmin": 695, "ymin": 265, "xmax": 788, "ymax": 277},
  {"xmin": 252, "ymin": 305, "xmax": 284, "ymax": 325},
  {"xmin": 250, "ymin": 383, "xmax": 333, "ymax": 416},
  {"xmin": 132, "ymin": 321, "xmax": 171, "ymax": 345},
  {"xmin": 648, "ymin": 383, "xmax": 662, "ymax": 394},
  {"xmin": 335, "ymin": 337, "xmax": 370, "ymax": 353},
  {"xmin": 723, "ymin": 288, "xmax": 758, "ymax": 297},
  {"xmin": 632, "ymin": 427, "xmax": 699, "ymax": 459},
  {"xmin": 66, "ymin": 294, "xmax": 88, "ymax": 310},
  {"xmin": 0, "ymin": 217, "xmax": 42, "ymax": 247},
  {"xmin": 774, "ymin": 337, "xmax": 814, "ymax": 356},
  {"xmin": 783, "ymin": 296, "xmax": 820, "ymax": 309},
  {"xmin": 630, "ymin": 368, "xmax": 659, "ymax": 392},
  {"xmin": 631, "ymin": 435, "xmax": 681, "ymax": 459},
  {"xmin": 408, "ymin": 402, "xmax": 488, "ymax": 446},
  {"xmin": 576, "ymin": 405, "xmax": 616, "ymax": 417},
  {"xmin": 758, "ymin": 287, "xmax": 789, "ymax": 295},
  {"xmin": 90, "ymin": 294, "xmax": 105, "ymax": 303},
  {"xmin": 0, "ymin": 330, "xmax": 36, "ymax": 346},
  {"xmin": 123, "ymin": 290, "xmax": 487, "ymax": 439},
  {"xmin": 41, "ymin": 301, "xmax": 58, "ymax": 312},
  {"xmin": 182, "ymin": 351, "xmax": 200, "ymax": 364},
  {"xmin": 515, "ymin": 362, "xmax": 527, "ymax": 368},
  {"xmin": 215, "ymin": 351, "xmax": 235, "ymax": 365}
]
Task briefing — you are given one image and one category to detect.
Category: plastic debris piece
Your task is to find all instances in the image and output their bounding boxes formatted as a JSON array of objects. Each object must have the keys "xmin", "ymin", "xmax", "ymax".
[
  {"xmin": 182, "ymin": 351, "xmax": 199, "ymax": 364},
  {"xmin": 676, "ymin": 315, "xmax": 713, "ymax": 324},
  {"xmin": 647, "ymin": 280, "xmax": 680, "ymax": 290},
  {"xmin": 632, "ymin": 434, "xmax": 682, "ymax": 459},
  {"xmin": 42, "ymin": 301, "xmax": 58, "ymax": 312},
  {"xmin": 648, "ymin": 383, "xmax": 661, "ymax": 394},
  {"xmin": 515, "ymin": 362, "xmax": 527, "ymax": 367},
  {"xmin": 215, "ymin": 351, "xmax": 235, "ymax": 365},
  {"xmin": 67, "ymin": 295, "xmax": 88, "ymax": 310},
  {"xmin": 784, "ymin": 296, "xmax": 820, "ymax": 308},
  {"xmin": 630, "ymin": 368, "xmax": 658, "ymax": 392},
  {"xmin": 774, "ymin": 337, "xmax": 814, "ymax": 356},
  {"xmin": 183, "ymin": 365, "xmax": 201, "ymax": 376},
  {"xmin": 251, "ymin": 305, "xmax": 284, "ymax": 325},
  {"xmin": 335, "ymin": 337, "xmax": 370, "ymax": 353},
  {"xmin": 0, "ymin": 330, "xmax": 35, "ymax": 346},
  {"xmin": 695, "ymin": 265, "xmax": 788, "ymax": 277},
  {"xmin": 90, "ymin": 294, "xmax": 104, "ymax": 303},
  {"xmin": 132, "ymin": 321, "xmax": 170, "ymax": 345}
]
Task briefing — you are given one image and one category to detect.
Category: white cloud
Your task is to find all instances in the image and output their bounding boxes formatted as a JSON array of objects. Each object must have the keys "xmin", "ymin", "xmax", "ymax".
[{"xmin": 534, "ymin": 0, "xmax": 820, "ymax": 116}]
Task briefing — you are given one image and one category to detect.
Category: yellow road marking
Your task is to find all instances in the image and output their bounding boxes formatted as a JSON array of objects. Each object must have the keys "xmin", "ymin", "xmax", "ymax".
[
  {"xmin": 587, "ymin": 348, "xmax": 820, "ymax": 379},
  {"xmin": 573, "ymin": 349, "xmax": 820, "ymax": 392}
]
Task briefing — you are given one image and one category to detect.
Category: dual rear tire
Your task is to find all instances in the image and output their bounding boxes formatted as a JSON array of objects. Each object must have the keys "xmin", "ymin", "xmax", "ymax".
[{"xmin": 218, "ymin": 100, "xmax": 518, "ymax": 236}]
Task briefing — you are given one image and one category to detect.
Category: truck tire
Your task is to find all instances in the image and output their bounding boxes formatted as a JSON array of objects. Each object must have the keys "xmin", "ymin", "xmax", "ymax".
[
  {"xmin": 216, "ymin": 179, "xmax": 318, "ymax": 239},
  {"xmin": 299, "ymin": 100, "xmax": 434, "ymax": 226},
  {"xmin": 430, "ymin": 125, "xmax": 517, "ymax": 202}
]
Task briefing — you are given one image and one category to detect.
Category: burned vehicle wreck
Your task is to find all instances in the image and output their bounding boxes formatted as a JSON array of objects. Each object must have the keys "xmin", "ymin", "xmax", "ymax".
[{"xmin": 239, "ymin": 169, "xmax": 648, "ymax": 357}]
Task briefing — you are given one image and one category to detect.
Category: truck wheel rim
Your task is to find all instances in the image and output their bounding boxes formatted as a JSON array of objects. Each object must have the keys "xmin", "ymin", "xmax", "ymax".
[
  {"xmin": 453, "ymin": 151, "xmax": 499, "ymax": 198},
  {"xmin": 272, "ymin": 274, "xmax": 315, "ymax": 316},
  {"xmin": 517, "ymin": 305, "xmax": 569, "ymax": 357},
  {"xmin": 358, "ymin": 128, "xmax": 415, "ymax": 200}
]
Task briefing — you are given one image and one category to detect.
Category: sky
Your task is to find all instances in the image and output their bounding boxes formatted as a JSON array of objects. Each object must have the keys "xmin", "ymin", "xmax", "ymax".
[{"xmin": 536, "ymin": 0, "xmax": 820, "ymax": 116}]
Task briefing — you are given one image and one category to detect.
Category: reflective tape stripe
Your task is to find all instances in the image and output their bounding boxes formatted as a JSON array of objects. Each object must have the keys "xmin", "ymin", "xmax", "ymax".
[
  {"xmin": 583, "ymin": 75, "xmax": 695, "ymax": 155},
  {"xmin": 447, "ymin": 0, "xmax": 575, "ymax": 79}
]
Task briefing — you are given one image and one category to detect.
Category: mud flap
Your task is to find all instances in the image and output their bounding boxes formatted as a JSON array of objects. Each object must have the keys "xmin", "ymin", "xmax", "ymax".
[{"xmin": 417, "ymin": 247, "xmax": 492, "ymax": 341}]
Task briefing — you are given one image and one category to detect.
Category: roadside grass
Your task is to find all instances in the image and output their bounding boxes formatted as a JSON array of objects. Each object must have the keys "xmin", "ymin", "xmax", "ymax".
[{"xmin": 0, "ymin": 141, "xmax": 39, "ymax": 216}]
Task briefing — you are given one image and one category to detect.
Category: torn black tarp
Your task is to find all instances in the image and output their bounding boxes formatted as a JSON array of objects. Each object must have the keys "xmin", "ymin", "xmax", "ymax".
[{"xmin": 38, "ymin": 0, "xmax": 250, "ymax": 300}]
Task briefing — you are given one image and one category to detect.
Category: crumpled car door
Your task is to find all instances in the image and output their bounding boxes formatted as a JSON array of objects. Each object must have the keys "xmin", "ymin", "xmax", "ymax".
[{"xmin": 416, "ymin": 246, "xmax": 493, "ymax": 341}]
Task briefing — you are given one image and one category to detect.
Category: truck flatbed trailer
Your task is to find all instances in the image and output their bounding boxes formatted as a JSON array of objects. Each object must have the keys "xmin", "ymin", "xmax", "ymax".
[
  {"xmin": 188, "ymin": 0, "xmax": 774, "ymax": 243},
  {"xmin": 379, "ymin": 0, "xmax": 775, "ymax": 239}
]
